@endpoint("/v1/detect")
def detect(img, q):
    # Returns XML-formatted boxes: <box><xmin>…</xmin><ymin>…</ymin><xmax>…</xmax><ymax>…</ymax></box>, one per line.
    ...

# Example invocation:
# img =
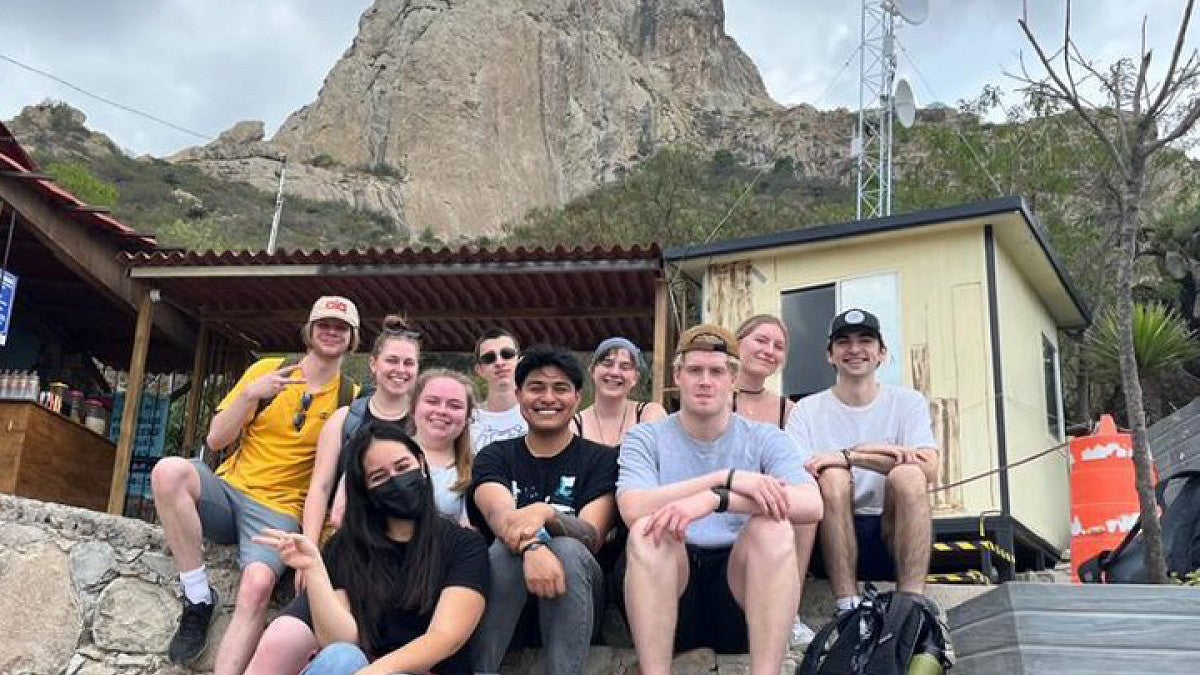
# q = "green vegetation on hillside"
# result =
<box><xmin>505</xmin><ymin>146</ymin><xmax>855</xmax><ymax>249</ymax></box>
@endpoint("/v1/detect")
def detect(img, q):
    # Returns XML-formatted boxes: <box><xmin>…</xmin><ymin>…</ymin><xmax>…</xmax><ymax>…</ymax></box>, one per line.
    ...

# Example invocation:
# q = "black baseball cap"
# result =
<box><xmin>828</xmin><ymin>308</ymin><xmax>882</xmax><ymax>341</ymax></box>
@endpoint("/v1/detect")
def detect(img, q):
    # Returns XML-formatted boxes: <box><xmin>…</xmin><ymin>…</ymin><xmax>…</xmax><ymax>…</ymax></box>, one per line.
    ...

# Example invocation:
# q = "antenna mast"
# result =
<box><xmin>854</xmin><ymin>0</ymin><xmax>925</xmax><ymax>219</ymax></box>
<box><xmin>267</xmin><ymin>156</ymin><xmax>288</xmax><ymax>254</ymax></box>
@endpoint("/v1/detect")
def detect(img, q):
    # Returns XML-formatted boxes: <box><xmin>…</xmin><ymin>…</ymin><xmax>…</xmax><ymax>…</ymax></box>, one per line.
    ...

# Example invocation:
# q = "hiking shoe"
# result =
<box><xmin>791</xmin><ymin>617</ymin><xmax>817</xmax><ymax>646</ymax></box>
<box><xmin>168</xmin><ymin>587</ymin><xmax>218</xmax><ymax>664</ymax></box>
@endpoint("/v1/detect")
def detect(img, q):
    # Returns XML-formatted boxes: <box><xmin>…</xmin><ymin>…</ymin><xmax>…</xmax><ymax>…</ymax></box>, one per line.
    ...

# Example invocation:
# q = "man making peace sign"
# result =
<box><xmin>151</xmin><ymin>296</ymin><xmax>360</xmax><ymax>674</ymax></box>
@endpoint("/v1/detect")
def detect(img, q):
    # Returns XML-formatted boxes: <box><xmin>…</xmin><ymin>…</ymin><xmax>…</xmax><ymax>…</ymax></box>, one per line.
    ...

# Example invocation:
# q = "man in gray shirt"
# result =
<box><xmin>618</xmin><ymin>324</ymin><xmax>823</xmax><ymax>675</ymax></box>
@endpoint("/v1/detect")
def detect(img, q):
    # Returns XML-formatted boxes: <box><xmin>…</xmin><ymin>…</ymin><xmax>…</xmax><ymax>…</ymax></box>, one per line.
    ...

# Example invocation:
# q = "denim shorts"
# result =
<box><xmin>191</xmin><ymin>458</ymin><xmax>298</xmax><ymax>576</ymax></box>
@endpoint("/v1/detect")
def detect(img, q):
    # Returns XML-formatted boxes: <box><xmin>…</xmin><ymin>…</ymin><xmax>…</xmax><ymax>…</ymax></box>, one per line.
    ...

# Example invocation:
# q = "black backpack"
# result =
<box><xmin>797</xmin><ymin>584</ymin><xmax>953</xmax><ymax>675</ymax></box>
<box><xmin>1078</xmin><ymin>469</ymin><xmax>1200</xmax><ymax>583</ymax></box>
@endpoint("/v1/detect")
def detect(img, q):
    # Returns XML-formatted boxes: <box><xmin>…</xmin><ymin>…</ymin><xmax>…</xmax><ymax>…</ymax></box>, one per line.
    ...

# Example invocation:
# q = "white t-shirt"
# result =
<box><xmin>785</xmin><ymin>385</ymin><xmax>936</xmax><ymax>515</ymax></box>
<box><xmin>469</xmin><ymin>404</ymin><xmax>528</xmax><ymax>453</ymax></box>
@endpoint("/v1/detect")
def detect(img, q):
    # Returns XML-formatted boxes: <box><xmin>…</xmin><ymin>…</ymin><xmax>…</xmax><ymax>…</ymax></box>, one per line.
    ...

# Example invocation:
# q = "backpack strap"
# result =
<box><xmin>336</xmin><ymin>373</ymin><xmax>355</xmax><ymax>410</ymax></box>
<box><xmin>330</xmin><ymin>396</ymin><xmax>371</xmax><ymax>510</ymax></box>
<box><xmin>635</xmin><ymin>400</ymin><xmax>648</xmax><ymax>422</ymax></box>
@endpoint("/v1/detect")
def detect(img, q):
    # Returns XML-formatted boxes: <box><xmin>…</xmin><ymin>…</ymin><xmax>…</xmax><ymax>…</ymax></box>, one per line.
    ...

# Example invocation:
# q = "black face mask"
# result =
<box><xmin>368</xmin><ymin>469</ymin><xmax>429</xmax><ymax>520</ymax></box>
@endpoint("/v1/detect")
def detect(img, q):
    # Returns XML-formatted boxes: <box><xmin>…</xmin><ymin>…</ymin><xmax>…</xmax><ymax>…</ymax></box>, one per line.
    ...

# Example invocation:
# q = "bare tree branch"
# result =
<box><xmin>1147</xmin><ymin>0</ymin><xmax>1197</xmax><ymax>116</ymax></box>
<box><xmin>1017</xmin><ymin>17</ymin><xmax>1127</xmax><ymax>172</ymax></box>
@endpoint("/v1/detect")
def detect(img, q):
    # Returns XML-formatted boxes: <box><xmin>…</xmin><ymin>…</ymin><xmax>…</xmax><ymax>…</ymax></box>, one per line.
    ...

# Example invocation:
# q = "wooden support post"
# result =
<box><xmin>652</xmin><ymin>277</ymin><xmax>670</xmax><ymax>405</ymax></box>
<box><xmin>180</xmin><ymin>322</ymin><xmax>210</xmax><ymax>457</ymax></box>
<box><xmin>108</xmin><ymin>291</ymin><xmax>154</xmax><ymax>515</ymax></box>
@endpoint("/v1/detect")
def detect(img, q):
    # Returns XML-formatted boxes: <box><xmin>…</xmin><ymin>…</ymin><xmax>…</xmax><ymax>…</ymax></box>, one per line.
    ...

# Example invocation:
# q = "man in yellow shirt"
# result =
<box><xmin>151</xmin><ymin>296</ymin><xmax>359</xmax><ymax>673</ymax></box>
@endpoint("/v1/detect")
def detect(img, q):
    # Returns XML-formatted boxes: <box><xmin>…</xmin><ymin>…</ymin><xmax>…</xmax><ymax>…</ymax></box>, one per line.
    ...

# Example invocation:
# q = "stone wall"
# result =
<box><xmin>0</xmin><ymin>495</ymin><xmax>242</xmax><ymax>675</ymax></box>
<box><xmin>0</xmin><ymin>495</ymin><xmax>808</xmax><ymax>674</ymax></box>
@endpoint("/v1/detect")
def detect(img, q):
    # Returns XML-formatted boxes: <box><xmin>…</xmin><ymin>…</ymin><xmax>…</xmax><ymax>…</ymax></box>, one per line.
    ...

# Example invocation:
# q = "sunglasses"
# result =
<box><xmin>478</xmin><ymin>347</ymin><xmax>518</xmax><ymax>365</ymax></box>
<box><xmin>382</xmin><ymin>326</ymin><xmax>421</xmax><ymax>340</ymax></box>
<box><xmin>293</xmin><ymin>392</ymin><xmax>314</xmax><ymax>432</ymax></box>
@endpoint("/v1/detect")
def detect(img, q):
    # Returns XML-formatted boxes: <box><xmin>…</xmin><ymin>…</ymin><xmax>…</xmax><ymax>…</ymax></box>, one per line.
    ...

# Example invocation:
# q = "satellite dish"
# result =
<box><xmin>894</xmin><ymin>79</ymin><xmax>917</xmax><ymax>128</ymax></box>
<box><xmin>895</xmin><ymin>0</ymin><xmax>929</xmax><ymax>25</ymax></box>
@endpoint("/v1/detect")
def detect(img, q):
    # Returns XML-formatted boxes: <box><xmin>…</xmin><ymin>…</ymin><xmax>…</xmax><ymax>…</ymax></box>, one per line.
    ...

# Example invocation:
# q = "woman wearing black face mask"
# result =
<box><xmin>253</xmin><ymin>423</ymin><xmax>489</xmax><ymax>675</ymax></box>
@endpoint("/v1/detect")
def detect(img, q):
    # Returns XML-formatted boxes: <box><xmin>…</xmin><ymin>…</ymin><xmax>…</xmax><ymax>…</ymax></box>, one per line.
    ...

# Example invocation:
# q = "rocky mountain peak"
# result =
<box><xmin>171</xmin><ymin>0</ymin><xmax>848</xmax><ymax>238</ymax></box>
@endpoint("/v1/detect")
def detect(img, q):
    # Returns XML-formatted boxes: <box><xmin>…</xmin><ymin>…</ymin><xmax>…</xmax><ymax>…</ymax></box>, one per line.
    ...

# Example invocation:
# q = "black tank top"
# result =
<box><xmin>731</xmin><ymin>391</ymin><xmax>787</xmax><ymax>429</ymax></box>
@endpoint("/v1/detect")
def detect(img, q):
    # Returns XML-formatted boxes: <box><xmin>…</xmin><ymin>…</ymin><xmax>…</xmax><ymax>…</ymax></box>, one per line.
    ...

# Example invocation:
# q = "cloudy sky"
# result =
<box><xmin>1</xmin><ymin>0</ymin><xmax>1196</xmax><ymax>157</ymax></box>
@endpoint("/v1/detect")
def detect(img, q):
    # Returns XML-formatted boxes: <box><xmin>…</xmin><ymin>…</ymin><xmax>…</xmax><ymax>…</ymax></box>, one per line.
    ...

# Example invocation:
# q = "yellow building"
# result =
<box><xmin>666</xmin><ymin>197</ymin><xmax>1089</xmax><ymax>574</ymax></box>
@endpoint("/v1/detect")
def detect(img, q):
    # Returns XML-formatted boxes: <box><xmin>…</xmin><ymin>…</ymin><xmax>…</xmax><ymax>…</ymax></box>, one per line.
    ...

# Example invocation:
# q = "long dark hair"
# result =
<box><xmin>329</xmin><ymin>422</ymin><xmax>449</xmax><ymax>655</ymax></box>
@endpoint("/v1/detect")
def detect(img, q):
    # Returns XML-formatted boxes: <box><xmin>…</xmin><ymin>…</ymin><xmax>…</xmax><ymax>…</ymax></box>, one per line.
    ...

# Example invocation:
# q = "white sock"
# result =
<box><xmin>180</xmin><ymin>567</ymin><xmax>212</xmax><ymax>604</ymax></box>
<box><xmin>836</xmin><ymin>595</ymin><xmax>861</xmax><ymax>612</ymax></box>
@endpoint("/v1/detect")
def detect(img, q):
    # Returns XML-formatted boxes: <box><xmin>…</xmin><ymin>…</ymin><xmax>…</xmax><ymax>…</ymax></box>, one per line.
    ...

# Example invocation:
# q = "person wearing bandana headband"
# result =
<box><xmin>251</xmin><ymin>424</ymin><xmax>489</xmax><ymax>675</ymax></box>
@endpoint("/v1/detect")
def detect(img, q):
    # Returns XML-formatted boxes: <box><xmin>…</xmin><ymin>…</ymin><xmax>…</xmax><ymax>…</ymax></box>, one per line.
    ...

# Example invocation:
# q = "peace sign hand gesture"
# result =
<box><xmin>243</xmin><ymin>364</ymin><xmax>307</xmax><ymax>401</ymax></box>
<box><xmin>252</xmin><ymin>529</ymin><xmax>323</xmax><ymax>573</ymax></box>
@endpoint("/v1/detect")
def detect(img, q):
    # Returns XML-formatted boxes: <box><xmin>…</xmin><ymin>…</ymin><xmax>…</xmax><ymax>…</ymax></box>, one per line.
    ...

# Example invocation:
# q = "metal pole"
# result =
<box><xmin>266</xmin><ymin>156</ymin><xmax>287</xmax><ymax>254</ymax></box>
<box><xmin>1</xmin><ymin>204</ymin><xmax>17</xmax><ymax>274</ymax></box>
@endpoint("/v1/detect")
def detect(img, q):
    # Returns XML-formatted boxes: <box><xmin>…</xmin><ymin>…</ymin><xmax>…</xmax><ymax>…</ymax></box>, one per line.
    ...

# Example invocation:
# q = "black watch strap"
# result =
<box><xmin>711</xmin><ymin>487</ymin><xmax>730</xmax><ymax>513</ymax></box>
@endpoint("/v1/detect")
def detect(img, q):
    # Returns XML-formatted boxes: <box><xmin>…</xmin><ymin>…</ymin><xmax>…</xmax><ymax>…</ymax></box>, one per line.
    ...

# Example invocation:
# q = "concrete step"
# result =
<box><xmin>797</xmin><ymin>579</ymin><xmax>997</xmax><ymax>629</ymax></box>
<box><xmin>498</xmin><ymin>580</ymin><xmax>998</xmax><ymax>674</ymax></box>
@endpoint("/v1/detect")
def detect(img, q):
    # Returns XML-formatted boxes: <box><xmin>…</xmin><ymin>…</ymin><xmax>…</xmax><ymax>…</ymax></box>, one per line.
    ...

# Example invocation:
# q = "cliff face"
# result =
<box><xmin>171</xmin><ymin>0</ymin><xmax>852</xmax><ymax>238</ymax></box>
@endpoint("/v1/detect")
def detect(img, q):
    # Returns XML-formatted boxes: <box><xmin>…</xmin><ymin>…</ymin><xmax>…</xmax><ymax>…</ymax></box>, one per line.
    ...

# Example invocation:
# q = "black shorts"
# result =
<box><xmin>809</xmin><ymin>514</ymin><xmax>897</xmax><ymax>582</ymax></box>
<box><xmin>278</xmin><ymin>592</ymin><xmax>313</xmax><ymax>626</ymax></box>
<box><xmin>674</xmin><ymin>545</ymin><xmax>749</xmax><ymax>654</ymax></box>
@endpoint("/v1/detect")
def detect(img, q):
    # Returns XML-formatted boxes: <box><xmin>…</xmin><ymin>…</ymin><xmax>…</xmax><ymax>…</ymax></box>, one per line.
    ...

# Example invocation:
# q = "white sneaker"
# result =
<box><xmin>791</xmin><ymin>617</ymin><xmax>817</xmax><ymax>646</ymax></box>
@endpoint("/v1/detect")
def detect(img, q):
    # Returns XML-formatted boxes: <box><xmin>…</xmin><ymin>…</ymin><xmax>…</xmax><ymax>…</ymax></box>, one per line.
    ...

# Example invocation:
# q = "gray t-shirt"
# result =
<box><xmin>618</xmin><ymin>413</ymin><xmax>811</xmax><ymax>548</ymax></box>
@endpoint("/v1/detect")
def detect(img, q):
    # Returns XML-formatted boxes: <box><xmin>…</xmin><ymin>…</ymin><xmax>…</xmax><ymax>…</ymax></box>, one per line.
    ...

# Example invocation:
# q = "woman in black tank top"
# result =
<box><xmin>732</xmin><ymin>315</ymin><xmax>794</xmax><ymax>429</ymax></box>
<box><xmin>573</xmin><ymin>337</ymin><xmax>667</xmax><ymax>448</ymax></box>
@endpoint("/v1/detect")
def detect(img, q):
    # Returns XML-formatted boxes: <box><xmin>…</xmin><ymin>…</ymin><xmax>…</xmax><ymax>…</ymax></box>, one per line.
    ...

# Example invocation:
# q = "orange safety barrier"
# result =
<box><xmin>1069</xmin><ymin>414</ymin><xmax>1151</xmax><ymax>581</ymax></box>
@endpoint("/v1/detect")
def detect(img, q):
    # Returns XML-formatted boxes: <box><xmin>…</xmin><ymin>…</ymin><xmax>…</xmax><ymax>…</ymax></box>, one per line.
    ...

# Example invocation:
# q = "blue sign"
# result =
<box><xmin>0</xmin><ymin>270</ymin><xmax>17</xmax><ymax>347</ymax></box>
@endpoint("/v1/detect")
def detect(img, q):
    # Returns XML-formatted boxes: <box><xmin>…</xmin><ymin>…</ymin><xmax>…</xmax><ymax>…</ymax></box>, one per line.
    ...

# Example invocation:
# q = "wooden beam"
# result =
<box><xmin>180</xmin><ymin>322</ymin><xmax>210</xmax><ymax>456</ymax></box>
<box><xmin>108</xmin><ymin>291</ymin><xmax>153</xmax><ymax>515</ymax></box>
<box><xmin>0</xmin><ymin>183</ymin><xmax>195</xmax><ymax>351</ymax></box>
<box><xmin>652</xmin><ymin>277</ymin><xmax>670</xmax><ymax>405</ymax></box>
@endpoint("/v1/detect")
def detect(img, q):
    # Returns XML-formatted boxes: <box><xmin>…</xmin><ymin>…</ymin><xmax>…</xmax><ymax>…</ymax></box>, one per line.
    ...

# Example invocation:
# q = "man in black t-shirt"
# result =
<box><xmin>468</xmin><ymin>346</ymin><xmax>618</xmax><ymax>675</ymax></box>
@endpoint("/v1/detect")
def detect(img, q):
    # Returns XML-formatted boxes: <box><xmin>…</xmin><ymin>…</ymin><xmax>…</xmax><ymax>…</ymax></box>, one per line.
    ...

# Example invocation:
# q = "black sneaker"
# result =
<box><xmin>168</xmin><ymin>587</ymin><xmax>218</xmax><ymax>664</ymax></box>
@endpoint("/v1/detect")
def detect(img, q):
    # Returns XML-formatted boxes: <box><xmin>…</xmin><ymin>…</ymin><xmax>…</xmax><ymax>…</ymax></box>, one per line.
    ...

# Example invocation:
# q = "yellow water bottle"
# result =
<box><xmin>907</xmin><ymin>651</ymin><xmax>943</xmax><ymax>675</ymax></box>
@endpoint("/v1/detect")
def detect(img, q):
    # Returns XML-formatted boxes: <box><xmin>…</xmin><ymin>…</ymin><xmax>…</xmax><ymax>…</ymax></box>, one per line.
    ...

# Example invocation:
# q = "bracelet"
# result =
<box><xmin>841</xmin><ymin>448</ymin><xmax>853</xmax><ymax>468</ymax></box>
<box><xmin>521</xmin><ymin>541</ymin><xmax>545</xmax><ymax>555</ymax></box>
<box><xmin>725</xmin><ymin>468</ymin><xmax>736</xmax><ymax>490</ymax></box>
<box><xmin>711</xmin><ymin>487</ymin><xmax>730</xmax><ymax>513</ymax></box>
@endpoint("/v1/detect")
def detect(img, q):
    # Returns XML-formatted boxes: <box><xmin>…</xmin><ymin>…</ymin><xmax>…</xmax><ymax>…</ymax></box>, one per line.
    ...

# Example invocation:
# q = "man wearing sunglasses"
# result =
<box><xmin>618</xmin><ymin>324</ymin><xmax>822</xmax><ymax>675</ymax></box>
<box><xmin>471</xmin><ymin>328</ymin><xmax>528</xmax><ymax>452</ymax></box>
<box><xmin>152</xmin><ymin>296</ymin><xmax>359</xmax><ymax>674</ymax></box>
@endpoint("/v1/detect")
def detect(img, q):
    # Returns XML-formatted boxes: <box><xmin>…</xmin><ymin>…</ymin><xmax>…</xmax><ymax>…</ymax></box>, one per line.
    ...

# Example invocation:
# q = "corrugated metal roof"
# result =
<box><xmin>123</xmin><ymin>244</ymin><xmax>664</xmax><ymax>353</ymax></box>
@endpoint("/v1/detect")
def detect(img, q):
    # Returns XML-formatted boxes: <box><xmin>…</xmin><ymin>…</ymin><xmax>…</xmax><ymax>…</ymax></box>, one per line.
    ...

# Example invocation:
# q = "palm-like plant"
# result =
<box><xmin>1085</xmin><ymin>302</ymin><xmax>1200</xmax><ymax>421</ymax></box>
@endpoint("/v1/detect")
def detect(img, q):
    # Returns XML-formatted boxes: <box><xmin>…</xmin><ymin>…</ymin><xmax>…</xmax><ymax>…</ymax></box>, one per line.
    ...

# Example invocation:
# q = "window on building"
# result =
<box><xmin>1043</xmin><ymin>335</ymin><xmax>1064</xmax><ymax>439</ymax></box>
<box><xmin>781</xmin><ymin>272</ymin><xmax>902</xmax><ymax>400</ymax></box>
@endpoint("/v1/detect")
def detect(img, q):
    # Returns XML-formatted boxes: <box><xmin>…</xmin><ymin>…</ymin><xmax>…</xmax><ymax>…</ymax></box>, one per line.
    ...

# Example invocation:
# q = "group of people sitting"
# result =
<box><xmin>151</xmin><ymin>295</ymin><xmax>938</xmax><ymax>675</ymax></box>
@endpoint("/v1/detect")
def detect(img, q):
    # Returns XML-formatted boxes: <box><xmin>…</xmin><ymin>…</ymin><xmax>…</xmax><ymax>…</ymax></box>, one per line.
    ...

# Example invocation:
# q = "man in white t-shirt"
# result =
<box><xmin>470</xmin><ymin>328</ymin><xmax>529</xmax><ymax>452</ymax></box>
<box><xmin>619</xmin><ymin>324</ymin><xmax>823</xmax><ymax>675</ymax></box>
<box><xmin>785</xmin><ymin>308</ymin><xmax>938</xmax><ymax>613</ymax></box>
